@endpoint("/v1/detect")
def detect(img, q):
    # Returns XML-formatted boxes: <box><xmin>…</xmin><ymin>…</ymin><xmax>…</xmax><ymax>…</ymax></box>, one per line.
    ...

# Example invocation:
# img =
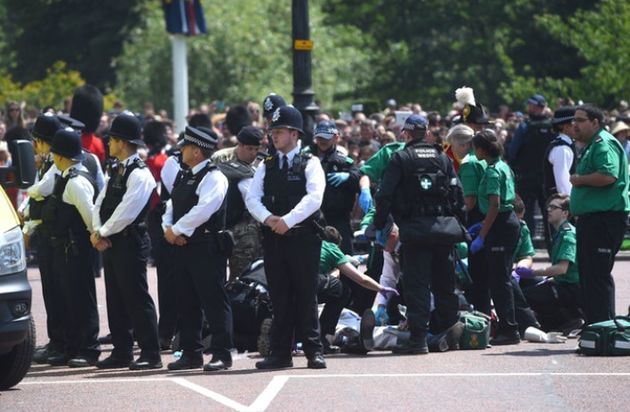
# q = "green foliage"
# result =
<box><xmin>0</xmin><ymin>61</ymin><xmax>84</xmax><ymax>110</ymax></box>
<box><xmin>114</xmin><ymin>0</ymin><xmax>372</xmax><ymax>113</ymax></box>
<box><xmin>537</xmin><ymin>0</ymin><xmax>630</xmax><ymax>107</ymax></box>
<box><xmin>322</xmin><ymin>0</ymin><xmax>599</xmax><ymax>110</ymax></box>
<box><xmin>3</xmin><ymin>0</ymin><xmax>144</xmax><ymax>88</ymax></box>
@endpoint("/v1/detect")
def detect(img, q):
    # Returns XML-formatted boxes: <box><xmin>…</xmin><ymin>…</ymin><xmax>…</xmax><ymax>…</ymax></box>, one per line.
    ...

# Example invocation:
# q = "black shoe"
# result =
<box><xmin>306</xmin><ymin>353</ymin><xmax>327</xmax><ymax>369</ymax></box>
<box><xmin>96</xmin><ymin>355</ymin><xmax>132</xmax><ymax>369</ymax></box>
<box><xmin>203</xmin><ymin>354</ymin><xmax>232</xmax><ymax>372</ymax></box>
<box><xmin>428</xmin><ymin>322</ymin><xmax>465</xmax><ymax>352</ymax></box>
<box><xmin>490</xmin><ymin>331</ymin><xmax>521</xmax><ymax>346</ymax></box>
<box><xmin>360</xmin><ymin>309</ymin><xmax>376</xmax><ymax>352</ymax></box>
<box><xmin>159</xmin><ymin>337</ymin><xmax>172</xmax><ymax>352</ymax></box>
<box><xmin>392</xmin><ymin>335</ymin><xmax>429</xmax><ymax>355</ymax></box>
<box><xmin>98</xmin><ymin>333</ymin><xmax>112</xmax><ymax>345</ymax></box>
<box><xmin>255</xmin><ymin>356</ymin><xmax>293</xmax><ymax>370</ymax></box>
<box><xmin>68</xmin><ymin>356</ymin><xmax>98</xmax><ymax>368</ymax></box>
<box><xmin>34</xmin><ymin>345</ymin><xmax>64</xmax><ymax>364</ymax></box>
<box><xmin>167</xmin><ymin>354</ymin><xmax>203</xmax><ymax>371</ymax></box>
<box><xmin>47</xmin><ymin>353</ymin><xmax>72</xmax><ymax>366</ymax></box>
<box><xmin>559</xmin><ymin>318</ymin><xmax>585</xmax><ymax>337</ymax></box>
<box><xmin>130</xmin><ymin>356</ymin><xmax>163</xmax><ymax>370</ymax></box>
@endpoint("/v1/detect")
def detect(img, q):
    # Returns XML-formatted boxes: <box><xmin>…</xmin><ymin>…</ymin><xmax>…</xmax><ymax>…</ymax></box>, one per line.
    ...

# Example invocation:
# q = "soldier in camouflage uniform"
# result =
<box><xmin>213</xmin><ymin>126</ymin><xmax>264</xmax><ymax>279</ymax></box>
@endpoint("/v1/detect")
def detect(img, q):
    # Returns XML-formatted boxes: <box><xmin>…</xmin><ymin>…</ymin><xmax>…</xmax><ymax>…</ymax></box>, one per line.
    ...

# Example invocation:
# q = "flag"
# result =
<box><xmin>163</xmin><ymin>0</ymin><xmax>207</xmax><ymax>36</ymax></box>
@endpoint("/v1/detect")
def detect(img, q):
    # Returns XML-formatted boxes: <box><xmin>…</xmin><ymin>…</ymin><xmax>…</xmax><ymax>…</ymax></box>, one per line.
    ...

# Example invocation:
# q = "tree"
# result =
<box><xmin>322</xmin><ymin>0</ymin><xmax>598</xmax><ymax>111</ymax></box>
<box><xmin>114</xmin><ymin>0</ymin><xmax>372</xmax><ymax>113</ymax></box>
<box><xmin>2</xmin><ymin>0</ymin><xmax>144</xmax><ymax>89</ymax></box>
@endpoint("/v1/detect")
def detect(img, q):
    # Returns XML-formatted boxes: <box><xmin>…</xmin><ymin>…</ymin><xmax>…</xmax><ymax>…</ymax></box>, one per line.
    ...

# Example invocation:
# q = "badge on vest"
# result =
<box><xmin>414</xmin><ymin>148</ymin><xmax>438</xmax><ymax>158</ymax></box>
<box><xmin>287</xmin><ymin>173</ymin><xmax>302</xmax><ymax>182</ymax></box>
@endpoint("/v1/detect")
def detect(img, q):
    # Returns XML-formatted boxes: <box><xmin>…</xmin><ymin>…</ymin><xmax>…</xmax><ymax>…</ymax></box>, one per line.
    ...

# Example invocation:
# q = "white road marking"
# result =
<box><xmin>19</xmin><ymin>372</ymin><xmax>630</xmax><ymax>411</ymax></box>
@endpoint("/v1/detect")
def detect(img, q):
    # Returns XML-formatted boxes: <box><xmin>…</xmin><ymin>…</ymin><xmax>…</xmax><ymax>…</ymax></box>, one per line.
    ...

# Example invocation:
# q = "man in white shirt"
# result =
<box><xmin>246</xmin><ymin>106</ymin><xmax>327</xmax><ymax>370</ymax></box>
<box><xmin>544</xmin><ymin>106</ymin><xmax>577</xmax><ymax>198</ymax></box>
<box><xmin>162</xmin><ymin>126</ymin><xmax>234</xmax><ymax>372</ymax></box>
<box><xmin>91</xmin><ymin>114</ymin><xmax>162</xmax><ymax>370</ymax></box>
<box><xmin>41</xmin><ymin>128</ymin><xmax>100</xmax><ymax>367</ymax></box>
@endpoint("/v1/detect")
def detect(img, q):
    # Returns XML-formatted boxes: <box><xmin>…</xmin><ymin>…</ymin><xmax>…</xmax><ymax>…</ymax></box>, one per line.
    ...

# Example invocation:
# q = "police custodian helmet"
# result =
<box><xmin>269</xmin><ymin>106</ymin><xmax>304</xmax><ymax>135</ymax></box>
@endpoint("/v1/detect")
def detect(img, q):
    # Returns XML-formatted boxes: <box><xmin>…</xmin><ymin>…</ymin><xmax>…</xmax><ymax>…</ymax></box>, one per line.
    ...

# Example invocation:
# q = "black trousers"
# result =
<box><xmin>173</xmin><ymin>240</ymin><xmax>233</xmax><ymax>358</ymax></box>
<box><xmin>317</xmin><ymin>274</ymin><xmax>351</xmax><ymax>337</ymax></box>
<box><xmin>576</xmin><ymin>211</ymin><xmax>628</xmax><ymax>324</ymax></box>
<box><xmin>103</xmin><ymin>229</ymin><xmax>160</xmax><ymax>358</ymax></box>
<box><xmin>262</xmin><ymin>230</ymin><xmax>322</xmax><ymax>358</ymax></box>
<box><xmin>520</xmin><ymin>184</ymin><xmax>550</xmax><ymax>249</ymax></box>
<box><xmin>479</xmin><ymin>211</ymin><xmax>520</xmax><ymax>335</ymax></box>
<box><xmin>511</xmin><ymin>278</ymin><xmax>540</xmax><ymax>335</ymax></box>
<box><xmin>400</xmin><ymin>242</ymin><xmax>459</xmax><ymax>335</ymax></box>
<box><xmin>35</xmin><ymin>227</ymin><xmax>65</xmax><ymax>351</ymax></box>
<box><xmin>465</xmin><ymin>207</ymin><xmax>491</xmax><ymax>314</ymax></box>
<box><xmin>325</xmin><ymin>213</ymin><xmax>354</xmax><ymax>254</ymax></box>
<box><xmin>523</xmin><ymin>280</ymin><xmax>582</xmax><ymax>330</ymax></box>
<box><xmin>155</xmin><ymin>239</ymin><xmax>178</xmax><ymax>342</ymax></box>
<box><xmin>52</xmin><ymin>233</ymin><xmax>100</xmax><ymax>359</ymax></box>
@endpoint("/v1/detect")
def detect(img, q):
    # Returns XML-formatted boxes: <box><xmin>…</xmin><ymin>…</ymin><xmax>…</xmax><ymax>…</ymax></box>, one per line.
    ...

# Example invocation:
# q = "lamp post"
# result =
<box><xmin>292</xmin><ymin>0</ymin><xmax>319</xmax><ymax>145</ymax></box>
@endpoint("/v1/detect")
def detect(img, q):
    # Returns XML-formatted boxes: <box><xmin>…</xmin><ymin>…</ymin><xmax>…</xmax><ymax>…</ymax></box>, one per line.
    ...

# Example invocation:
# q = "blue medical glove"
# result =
<box><xmin>467</xmin><ymin>222</ymin><xmax>482</xmax><ymax>238</ymax></box>
<box><xmin>358</xmin><ymin>187</ymin><xmax>373</xmax><ymax>213</ymax></box>
<box><xmin>374</xmin><ymin>305</ymin><xmax>389</xmax><ymax>326</ymax></box>
<box><xmin>379</xmin><ymin>286</ymin><xmax>400</xmax><ymax>300</ymax></box>
<box><xmin>515</xmin><ymin>266</ymin><xmax>535</xmax><ymax>279</ymax></box>
<box><xmin>375</xmin><ymin>229</ymin><xmax>387</xmax><ymax>247</ymax></box>
<box><xmin>327</xmin><ymin>172</ymin><xmax>350</xmax><ymax>187</ymax></box>
<box><xmin>511</xmin><ymin>270</ymin><xmax>521</xmax><ymax>283</ymax></box>
<box><xmin>470</xmin><ymin>236</ymin><xmax>485</xmax><ymax>254</ymax></box>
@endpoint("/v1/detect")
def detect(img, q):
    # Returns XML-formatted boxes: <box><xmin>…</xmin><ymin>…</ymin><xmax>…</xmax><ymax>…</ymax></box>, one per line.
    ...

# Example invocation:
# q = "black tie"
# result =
<box><xmin>281</xmin><ymin>155</ymin><xmax>289</xmax><ymax>173</ymax></box>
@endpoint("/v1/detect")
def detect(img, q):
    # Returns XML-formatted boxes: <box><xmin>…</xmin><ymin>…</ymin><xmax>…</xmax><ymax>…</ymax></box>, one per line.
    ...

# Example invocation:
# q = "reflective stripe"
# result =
<box><xmin>614</xmin><ymin>340</ymin><xmax>630</xmax><ymax>350</ymax></box>
<box><xmin>579</xmin><ymin>340</ymin><xmax>596</xmax><ymax>349</ymax></box>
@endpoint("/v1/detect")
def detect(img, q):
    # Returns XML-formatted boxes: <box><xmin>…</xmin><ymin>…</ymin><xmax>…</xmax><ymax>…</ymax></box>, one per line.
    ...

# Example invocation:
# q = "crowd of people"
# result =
<box><xmin>1</xmin><ymin>83</ymin><xmax>629</xmax><ymax>371</ymax></box>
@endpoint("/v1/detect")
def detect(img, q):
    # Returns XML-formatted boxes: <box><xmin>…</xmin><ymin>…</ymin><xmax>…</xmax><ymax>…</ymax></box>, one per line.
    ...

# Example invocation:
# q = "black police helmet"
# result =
<box><xmin>262</xmin><ymin>94</ymin><xmax>287</xmax><ymax>119</ymax></box>
<box><xmin>51</xmin><ymin>128</ymin><xmax>85</xmax><ymax>162</ymax></box>
<box><xmin>31</xmin><ymin>114</ymin><xmax>62</xmax><ymax>144</ymax></box>
<box><xmin>108</xmin><ymin>113</ymin><xmax>145</xmax><ymax>147</ymax></box>
<box><xmin>269</xmin><ymin>106</ymin><xmax>303</xmax><ymax>135</ymax></box>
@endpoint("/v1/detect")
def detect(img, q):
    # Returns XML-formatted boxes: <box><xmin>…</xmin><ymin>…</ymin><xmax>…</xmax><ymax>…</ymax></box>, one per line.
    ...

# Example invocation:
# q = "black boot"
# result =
<box><xmin>392</xmin><ymin>332</ymin><xmax>428</xmax><ymax>355</ymax></box>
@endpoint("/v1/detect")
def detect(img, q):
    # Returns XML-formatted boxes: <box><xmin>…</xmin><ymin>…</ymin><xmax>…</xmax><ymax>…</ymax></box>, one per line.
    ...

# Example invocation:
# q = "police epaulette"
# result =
<box><xmin>133</xmin><ymin>157</ymin><xmax>147</xmax><ymax>168</ymax></box>
<box><xmin>206</xmin><ymin>161</ymin><xmax>218</xmax><ymax>171</ymax></box>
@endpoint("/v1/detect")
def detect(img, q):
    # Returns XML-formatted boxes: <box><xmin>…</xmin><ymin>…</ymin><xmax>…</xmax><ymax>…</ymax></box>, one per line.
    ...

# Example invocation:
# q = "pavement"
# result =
<box><xmin>3</xmin><ymin>258</ymin><xmax>630</xmax><ymax>411</ymax></box>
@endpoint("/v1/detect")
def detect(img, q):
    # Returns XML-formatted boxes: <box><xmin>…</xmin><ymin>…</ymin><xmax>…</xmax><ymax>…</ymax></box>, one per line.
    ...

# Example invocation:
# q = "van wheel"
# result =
<box><xmin>0</xmin><ymin>317</ymin><xmax>35</xmax><ymax>390</ymax></box>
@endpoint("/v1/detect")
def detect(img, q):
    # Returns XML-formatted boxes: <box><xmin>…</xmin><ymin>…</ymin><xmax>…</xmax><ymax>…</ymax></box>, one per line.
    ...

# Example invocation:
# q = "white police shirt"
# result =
<box><xmin>61</xmin><ymin>164</ymin><xmax>95</xmax><ymax>232</ymax></box>
<box><xmin>160</xmin><ymin>154</ymin><xmax>181</xmax><ymax>196</ymax></box>
<box><xmin>161</xmin><ymin>159</ymin><xmax>229</xmax><ymax>237</ymax></box>
<box><xmin>92</xmin><ymin>153</ymin><xmax>156</xmax><ymax>237</ymax></box>
<box><xmin>245</xmin><ymin>145</ymin><xmax>325</xmax><ymax>229</ymax></box>
<box><xmin>547</xmin><ymin>133</ymin><xmax>574</xmax><ymax>195</ymax></box>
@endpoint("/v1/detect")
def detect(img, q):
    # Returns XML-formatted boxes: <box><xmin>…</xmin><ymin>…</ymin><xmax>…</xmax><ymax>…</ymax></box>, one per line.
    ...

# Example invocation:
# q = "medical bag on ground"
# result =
<box><xmin>578</xmin><ymin>316</ymin><xmax>630</xmax><ymax>356</ymax></box>
<box><xmin>458</xmin><ymin>310</ymin><xmax>490</xmax><ymax>350</ymax></box>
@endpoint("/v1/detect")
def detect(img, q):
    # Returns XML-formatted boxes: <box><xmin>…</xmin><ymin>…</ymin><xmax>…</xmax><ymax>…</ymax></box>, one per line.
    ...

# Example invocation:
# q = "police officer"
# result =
<box><xmin>305</xmin><ymin>120</ymin><xmax>360</xmax><ymax>254</ymax></box>
<box><xmin>374</xmin><ymin>114</ymin><xmax>465</xmax><ymax>354</ymax></box>
<box><xmin>570</xmin><ymin>104</ymin><xmax>630</xmax><ymax>324</ymax></box>
<box><xmin>163</xmin><ymin>126</ymin><xmax>234</xmax><ymax>372</ymax></box>
<box><xmin>246</xmin><ymin>106</ymin><xmax>327</xmax><ymax>369</ymax></box>
<box><xmin>213</xmin><ymin>125</ymin><xmax>264</xmax><ymax>279</ymax></box>
<box><xmin>91</xmin><ymin>114</ymin><xmax>162</xmax><ymax>370</ymax></box>
<box><xmin>24</xmin><ymin>114</ymin><xmax>65</xmax><ymax>363</ymax></box>
<box><xmin>507</xmin><ymin>94</ymin><xmax>554</xmax><ymax>243</ymax></box>
<box><xmin>468</xmin><ymin>129</ymin><xmax>521</xmax><ymax>345</ymax></box>
<box><xmin>41</xmin><ymin>128</ymin><xmax>100</xmax><ymax>366</ymax></box>
<box><xmin>543</xmin><ymin>106</ymin><xmax>576</xmax><ymax>197</ymax></box>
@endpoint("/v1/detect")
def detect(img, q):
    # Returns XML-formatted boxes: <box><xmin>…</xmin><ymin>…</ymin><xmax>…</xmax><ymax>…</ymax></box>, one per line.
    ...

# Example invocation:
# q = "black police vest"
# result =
<box><xmin>216</xmin><ymin>161</ymin><xmax>254</xmax><ymax>229</ymax></box>
<box><xmin>393</xmin><ymin>142</ymin><xmax>453</xmax><ymax>220</ymax></box>
<box><xmin>262</xmin><ymin>152</ymin><xmax>319</xmax><ymax>222</ymax></box>
<box><xmin>41</xmin><ymin>168</ymin><xmax>97</xmax><ymax>238</ymax></box>
<box><xmin>310</xmin><ymin>145</ymin><xmax>357</xmax><ymax>217</ymax></box>
<box><xmin>512</xmin><ymin>116</ymin><xmax>554</xmax><ymax>188</ymax></box>
<box><xmin>82</xmin><ymin>150</ymin><xmax>100</xmax><ymax>183</ymax></box>
<box><xmin>171</xmin><ymin>162</ymin><xmax>226</xmax><ymax>241</ymax></box>
<box><xmin>543</xmin><ymin>136</ymin><xmax>577</xmax><ymax>197</ymax></box>
<box><xmin>29</xmin><ymin>157</ymin><xmax>55</xmax><ymax>220</ymax></box>
<box><xmin>99</xmin><ymin>158</ymin><xmax>151</xmax><ymax>227</ymax></box>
